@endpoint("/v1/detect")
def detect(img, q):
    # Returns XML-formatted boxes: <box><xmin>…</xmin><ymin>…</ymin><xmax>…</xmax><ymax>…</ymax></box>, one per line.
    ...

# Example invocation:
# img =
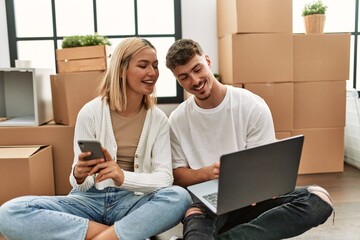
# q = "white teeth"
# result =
<box><xmin>143</xmin><ymin>80</ymin><xmax>154</xmax><ymax>84</ymax></box>
<box><xmin>194</xmin><ymin>82</ymin><xmax>204</xmax><ymax>90</ymax></box>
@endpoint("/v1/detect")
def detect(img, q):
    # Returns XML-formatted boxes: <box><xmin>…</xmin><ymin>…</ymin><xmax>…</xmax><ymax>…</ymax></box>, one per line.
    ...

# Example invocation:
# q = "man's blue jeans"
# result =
<box><xmin>183</xmin><ymin>186</ymin><xmax>333</xmax><ymax>240</ymax></box>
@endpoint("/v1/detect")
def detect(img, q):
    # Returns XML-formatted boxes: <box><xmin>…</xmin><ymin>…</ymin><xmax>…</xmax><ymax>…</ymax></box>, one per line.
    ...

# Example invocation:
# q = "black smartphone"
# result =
<box><xmin>77</xmin><ymin>140</ymin><xmax>105</xmax><ymax>160</ymax></box>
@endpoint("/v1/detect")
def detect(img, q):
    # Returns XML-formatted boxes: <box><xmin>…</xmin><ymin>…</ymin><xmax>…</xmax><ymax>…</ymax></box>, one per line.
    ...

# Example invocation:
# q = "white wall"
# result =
<box><xmin>181</xmin><ymin>0</ymin><xmax>218</xmax><ymax>73</ymax></box>
<box><xmin>160</xmin><ymin>0</ymin><xmax>218</xmax><ymax>115</ymax></box>
<box><xmin>0</xmin><ymin>0</ymin><xmax>10</xmax><ymax>67</ymax></box>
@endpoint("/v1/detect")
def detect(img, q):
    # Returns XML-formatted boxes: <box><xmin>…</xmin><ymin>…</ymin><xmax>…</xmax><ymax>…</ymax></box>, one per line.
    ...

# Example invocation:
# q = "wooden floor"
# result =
<box><xmin>297</xmin><ymin>163</ymin><xmax>360</xmax><ymax>205</ymax></box>
<box><xmin>158</xmin><ymin>163</ymin><xmax>360</xmax><ymax>240</ymax></box>
<box><xmin>289</xmin><ymin>163</ymin><xmax>360</xmax><ymax>239</ymax></box>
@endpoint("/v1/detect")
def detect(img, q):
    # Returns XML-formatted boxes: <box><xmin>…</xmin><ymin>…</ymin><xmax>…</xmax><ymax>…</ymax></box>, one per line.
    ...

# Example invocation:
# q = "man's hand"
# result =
<box><xmin>173</xmin><ymin>161</ymin><xmax>220</xmax><ymax>187</ymax></box>
<box><xmin>204</xmin><ymin>161</ymin><xmax>220</xmax><ymax>180</ymax></box>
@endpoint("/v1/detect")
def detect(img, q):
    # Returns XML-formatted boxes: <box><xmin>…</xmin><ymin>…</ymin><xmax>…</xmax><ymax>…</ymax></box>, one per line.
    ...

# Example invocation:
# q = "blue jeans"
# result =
<box><xmin>183</xmin><ymin>186</ymin><xmax>333</xmax><ymax>240</ymax></box>
<box><xmin>0</xmin><ymin>185</ymin><xmax>191</xmax><ymax>240</ymax></box>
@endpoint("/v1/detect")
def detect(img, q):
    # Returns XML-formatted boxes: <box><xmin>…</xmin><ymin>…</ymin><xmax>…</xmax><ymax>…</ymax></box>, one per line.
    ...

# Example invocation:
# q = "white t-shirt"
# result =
<box><xmin>169</xmin><ymin>85</ymin><xmax>276</xmax><ymax>170</ymax></box>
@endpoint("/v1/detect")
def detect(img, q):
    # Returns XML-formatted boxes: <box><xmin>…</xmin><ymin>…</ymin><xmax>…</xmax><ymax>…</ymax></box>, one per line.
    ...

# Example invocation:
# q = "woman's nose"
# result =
<box><xmin>147</xmin><ymin>66</ymin><xmax>157</xmax><ymax>76</ymax></box>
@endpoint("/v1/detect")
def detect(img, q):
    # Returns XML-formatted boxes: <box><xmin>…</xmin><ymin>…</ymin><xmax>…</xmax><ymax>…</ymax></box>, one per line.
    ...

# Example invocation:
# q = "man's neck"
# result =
<box><xmin>195</xmin><ymin>81</ymin><xmax>227</xmax><ymax>109</ymax></box>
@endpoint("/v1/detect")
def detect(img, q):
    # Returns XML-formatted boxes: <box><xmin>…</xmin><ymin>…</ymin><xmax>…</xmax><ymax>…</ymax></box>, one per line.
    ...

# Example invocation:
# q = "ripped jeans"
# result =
<box><xmin>183</xmin><ymin>186</ymin><xmax>333</xmax><ymax>240</ymax></box>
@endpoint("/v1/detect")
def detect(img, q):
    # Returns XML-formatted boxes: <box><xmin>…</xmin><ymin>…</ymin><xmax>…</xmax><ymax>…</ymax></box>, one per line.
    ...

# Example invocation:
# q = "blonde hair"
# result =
<box><xmin>97</xmin><ymin>37</ymin><xmax>157</xmax><ymax>111</ymax></box>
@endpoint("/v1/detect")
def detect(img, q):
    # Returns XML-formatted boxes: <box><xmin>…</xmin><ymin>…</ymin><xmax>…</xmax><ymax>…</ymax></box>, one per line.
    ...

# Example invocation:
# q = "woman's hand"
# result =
<box><xmin>74</xmin><ymin>150</ymin><xmax>105</xmax><ymax>184</ymax></box>
<box><xmin>88</xmin><ymin>148</ymin><xmax>125</xmax><ymax>186</ymax></box>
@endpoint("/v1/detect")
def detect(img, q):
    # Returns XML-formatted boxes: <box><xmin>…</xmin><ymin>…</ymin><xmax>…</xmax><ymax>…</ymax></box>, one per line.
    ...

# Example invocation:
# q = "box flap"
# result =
<box><xmin>0</xmin><ymin>145</ymin><xmax>45</xmax><ymax>158</ymax></box>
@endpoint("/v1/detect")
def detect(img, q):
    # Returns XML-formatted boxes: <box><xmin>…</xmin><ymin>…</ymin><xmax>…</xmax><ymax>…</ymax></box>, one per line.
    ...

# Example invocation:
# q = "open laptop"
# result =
<box><xmin>187</xmin><ymin>135</ymin><xmax>304</xmax><ymax>215</ymax></box>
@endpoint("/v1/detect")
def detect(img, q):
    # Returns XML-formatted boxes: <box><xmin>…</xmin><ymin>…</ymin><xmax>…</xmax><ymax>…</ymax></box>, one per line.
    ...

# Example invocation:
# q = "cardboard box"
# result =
<box><xmin>56</xmin><ymin>45</ymin><xmax>111</xmax><ymax>73</ymax></box>
<box><xmin>276</xmin><ymin>131</ymin><xmax>291</xmax><ymax>139</ymax></box>
<box><xmin>216</xmin><ymin>0</ymin><xmax>292</xmax><ymax>38</ymax></box>
<box><xmin>0</xmin><ymin>123</ymin><xmax>75</xmax><ymax>195</ymax></box>
<box><xmin>293</xmin><ymin>81</ymin><xmax>346</xmax><ymax>129</ymax></box>
<box><xmin>292</xmin><ymin>128</ymin><xmax>344</xmax><ymax>174</ymax></box>
<box><xmin>218</xmin><ymin>34</ymin><xmax>293</xmax><ymax>84</ymax></box>
<box><xmin>232</xmin><ymin>83</ymin><xmax>243</xmax><ymax>89</ymax></box>
<box><xmin>0</xmin><ymin>145</ymin><xmax>55</xmax><ymax>205</ymax></box>
<box><xmin>51</xmin><ymin>71</ymin><xmax>104</xmax><ymax>125</ymax></box>
<box><xmin>244</xmin><ymin>83</ymin><xmax>293</xmax><ymax>131</ymax></box>
<box><xmin>0</xmin><ymin>68</ymin><xmax>54</xmax><ymax>126</ymax></box>
<box><xmin>293</xmin><ymin>34</ymin><xmax>351</xmax><ymax>82</ymax></box>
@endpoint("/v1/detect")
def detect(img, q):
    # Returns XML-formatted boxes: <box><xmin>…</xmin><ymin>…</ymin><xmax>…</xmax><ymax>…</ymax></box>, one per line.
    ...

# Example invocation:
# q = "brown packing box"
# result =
<box><xmin>0</xmin><ymin>145</ymin><xmax>55</xmax><ymax>205</ymax></box>
<box><xmin>218</xmin><ymin>33</ymin><xmax>293</xmax><ymax>85</ymax></box>
<box><xmin>56</xmin><ymin>45</ymin><xmax>111</xmax><ymax>73</ymax></box>
<box><xmin>293</xmin><ymin>34</ymin><xmax>351</xmax><ymax>82</ymax></box>
<box><xmin>293</xmin><ymin>81</ymin><xmax>346</xmax><ymax>129</ymax></box>
<box><xmin>292</xmin><ymin>128</ymin><xmax>344</xmax><ymax>174</ymax></box>
<box><xmin>216</xmin><ymin>0</ymin><xmax>292</xmax><ymax>38</ymax></box>
<box><xmin>244</xmin><ymin>83</ymin><xmax>293</xmax><ymax>131</ymax></box>
<box><xmin>275</xmin><ymin>132</ymin><xmax>291</xmax><ymax>139</ymax></box>
<box><xmin>232</xmin><ymin>83</ymin><xmax>243</xmax><ymax>88</ymax></box>
<box><xmin>0</xmin><ymin>123</ymin><xmax>75</xmax><ymax>195</ymax></box>
<box><xmin>51</xmin><ymin>71</ymin><xmax>104</xmax><ymax>125</ymax></box>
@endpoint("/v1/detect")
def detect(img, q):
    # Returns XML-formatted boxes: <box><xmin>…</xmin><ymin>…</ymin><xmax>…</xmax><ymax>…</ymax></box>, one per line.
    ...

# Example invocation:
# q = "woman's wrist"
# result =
<box><xmin>73</xmin><ymin>166</ymin><xmax>86</xmax><ymax>183</ymax></box>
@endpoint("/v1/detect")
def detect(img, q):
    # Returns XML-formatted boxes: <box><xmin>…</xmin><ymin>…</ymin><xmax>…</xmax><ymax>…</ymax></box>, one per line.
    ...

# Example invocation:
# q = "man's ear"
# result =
<box><xmin>205</xmin><ymin>55</ymin><xmax>212</xmax><ymax>68</ymax></box>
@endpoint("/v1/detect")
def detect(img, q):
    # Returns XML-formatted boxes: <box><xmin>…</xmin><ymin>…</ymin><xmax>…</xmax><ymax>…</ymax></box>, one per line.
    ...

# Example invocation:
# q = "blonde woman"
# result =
<box><xmin>0</xmin><ymin>37</ymin><xmax>191</xmax><ymax>240</ymax></box>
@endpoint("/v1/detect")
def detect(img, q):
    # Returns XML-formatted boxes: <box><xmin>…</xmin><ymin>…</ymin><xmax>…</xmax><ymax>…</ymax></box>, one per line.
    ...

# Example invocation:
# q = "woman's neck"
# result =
<box><xmin>119</xmin><ymin>95</ymin><xmax>144</xmax><ymax>117</ymax></box>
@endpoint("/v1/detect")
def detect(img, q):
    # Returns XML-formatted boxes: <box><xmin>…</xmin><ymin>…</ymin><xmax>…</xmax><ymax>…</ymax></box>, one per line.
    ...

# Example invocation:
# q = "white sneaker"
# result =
<box><xmin>169</xmin><ymin>235</ymin><xmax>182</xmax><ymax>240</ymax></box>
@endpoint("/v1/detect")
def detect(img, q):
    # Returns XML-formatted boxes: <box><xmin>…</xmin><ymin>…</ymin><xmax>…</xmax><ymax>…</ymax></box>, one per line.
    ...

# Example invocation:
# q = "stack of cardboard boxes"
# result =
<box><xmin>0</xmin><ymin>47</ymin><xmax>107</xmax><ymax>204</ymax></box>
<box><xmin>217</xmin><ymin>0</ymin><xmax>350</xmax><ymax>174</ymax></box>
<box><xmin>52</xmin><ymin>45</ymin><xmax>109</xmax><ymax>125</ymax></box>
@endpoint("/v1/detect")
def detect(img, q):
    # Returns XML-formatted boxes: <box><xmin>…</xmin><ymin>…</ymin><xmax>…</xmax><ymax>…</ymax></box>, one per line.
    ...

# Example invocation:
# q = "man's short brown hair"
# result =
<box><xmin>166</xmin><ymin>39</ymin><xmax>204</xmax><ymax>71</ymax></box>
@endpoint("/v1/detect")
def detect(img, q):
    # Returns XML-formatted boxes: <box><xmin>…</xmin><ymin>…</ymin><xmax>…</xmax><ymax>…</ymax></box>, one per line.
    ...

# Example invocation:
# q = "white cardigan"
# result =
<box><xmin>69</xmin><ymin>97</ymin><xmax>173</xmax><ymax>193</ymax></box>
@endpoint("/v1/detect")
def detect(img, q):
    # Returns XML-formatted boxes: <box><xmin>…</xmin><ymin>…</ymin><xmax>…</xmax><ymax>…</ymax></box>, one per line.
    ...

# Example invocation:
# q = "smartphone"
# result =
<box><xmin>77</xmin><ymin>140</ymin><xmax>105</xmax><ymax>160</ymax></box>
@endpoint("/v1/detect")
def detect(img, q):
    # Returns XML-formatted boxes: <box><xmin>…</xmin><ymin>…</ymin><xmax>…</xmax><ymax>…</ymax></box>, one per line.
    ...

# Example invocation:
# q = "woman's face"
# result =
<box><xmin>126</xmin><ymin>47</ymin><xmax>159</xmax><ymax>98</ymax></box>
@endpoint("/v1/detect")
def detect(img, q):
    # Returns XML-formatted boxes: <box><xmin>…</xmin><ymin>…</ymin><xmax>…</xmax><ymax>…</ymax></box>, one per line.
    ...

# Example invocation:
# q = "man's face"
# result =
<box><xmin>172</xmin><ymin>54</ymin><xmax>214</xmax><ymax>101</ymax></box>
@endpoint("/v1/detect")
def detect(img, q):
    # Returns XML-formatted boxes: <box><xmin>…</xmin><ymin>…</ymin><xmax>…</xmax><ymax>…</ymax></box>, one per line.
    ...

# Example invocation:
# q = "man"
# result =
<box><xmin>165</xmin><ymin>38</ymin><xmax>333</xmax><ymax>240</ymax></box>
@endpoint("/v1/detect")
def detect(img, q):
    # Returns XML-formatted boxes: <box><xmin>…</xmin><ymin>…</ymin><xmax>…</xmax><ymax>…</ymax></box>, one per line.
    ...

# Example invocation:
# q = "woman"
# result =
<box><xmin>0</xmin><ymin>37</ymin><xmax>191</xmax><ymax>240</ymax></box>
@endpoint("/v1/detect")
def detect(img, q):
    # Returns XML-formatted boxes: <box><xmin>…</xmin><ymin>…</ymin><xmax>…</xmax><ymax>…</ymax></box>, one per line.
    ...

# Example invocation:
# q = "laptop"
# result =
<box><xmin>187</xmin><ymin>135</ymin><xmax>304</xmax><ymax>215</ymax></box>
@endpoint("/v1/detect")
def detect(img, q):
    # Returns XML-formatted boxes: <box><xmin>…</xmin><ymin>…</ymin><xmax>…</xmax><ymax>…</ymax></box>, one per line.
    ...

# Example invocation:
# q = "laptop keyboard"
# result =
<box><xmin>203</xmin><ymin>192</ymin><xmax>218</xmax><ymax>207</ymax></box>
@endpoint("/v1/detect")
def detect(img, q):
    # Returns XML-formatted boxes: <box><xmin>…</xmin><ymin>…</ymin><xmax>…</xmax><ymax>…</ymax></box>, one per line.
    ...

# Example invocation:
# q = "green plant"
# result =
<box><xmin>302</xmin><ymin>0</ymin><xmax>327</xmax><ymax>17</ymax></box>
<box><xmin>61</xmin><ymin>33</ymin><xmax>111</xmax><ymax>48</ymax></box>
<box><xmin>214</xmin><ymin>73</ymin><xmax>221</xmax><ymax>83</ymax></box>
<box><xmin>302</xmin><ymin>0</ymin><xmax>328</xmax><ymax>16</ymax></box>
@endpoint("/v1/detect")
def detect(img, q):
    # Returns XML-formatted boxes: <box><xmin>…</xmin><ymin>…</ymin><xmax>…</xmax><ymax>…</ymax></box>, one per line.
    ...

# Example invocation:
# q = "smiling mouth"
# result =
<box><xmin>142</xmin><ymin>80</ymin><xmax>156</xmax><ymax>86</ymax></box>
<box><xmin>192</xmin><ymin>81</ymin><xmax>205</xmax><ymax>91</ymax></box>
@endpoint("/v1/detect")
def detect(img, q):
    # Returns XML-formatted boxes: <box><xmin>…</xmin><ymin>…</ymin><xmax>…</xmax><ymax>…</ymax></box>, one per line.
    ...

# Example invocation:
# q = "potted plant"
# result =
<box><xmin>214</xmin><ymin>73</ymin><xmax>221</xmax><ymax>83</ymax></box>
<box><xmin>56</xmin><ymin>33</ymin><xmax>112</xmax><ymax>73</ymax></box>
<box><xmin>302</xmin><ymin>0</ymin><xmax>328</xmax><ymax>34</ymax></box>
<box><xmin>61</xmin><ymin>33</ymin><xmax>111</xmax><ymax>48</ymax></box>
